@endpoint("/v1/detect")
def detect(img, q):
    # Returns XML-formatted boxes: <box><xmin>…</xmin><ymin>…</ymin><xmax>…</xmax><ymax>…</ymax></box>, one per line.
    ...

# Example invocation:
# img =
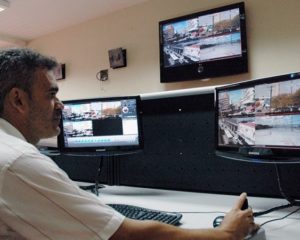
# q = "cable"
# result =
<box><xmin>176</xmin><ymin>206</ymin><xmax>295</xmax><ymax>217</ymax></box>
<box><xmin>253</xmin><ymin>203</ymin><xmax>293</xmax><ymax>217</ymax></box>
<box><xmin>161</xmin><ymin>165</ymin><xmax>299</xmax><ymax>218</ymax></box>
<box><xmin>259</xmin><ymin>207</ymin><xmax>300</xmax><ymax>227</ymax></box>
<box><xmin>250</xmin><ymin>163</ymin><xmax>300</xmax><ymax>218</ymax></box>
<box><xmin>250</xmin><ymin>163</ymin><xmax>299</xmax><ymax>217</ymax></box>
<box><xmin>274</xmin><ymin>163</ymin><xmax>300</xmax><ymax>206</ymax></box>
<box><xmin>177</xmin><ymin>206</ymin><xmax>300</xmax><ymax>228</ymax></box>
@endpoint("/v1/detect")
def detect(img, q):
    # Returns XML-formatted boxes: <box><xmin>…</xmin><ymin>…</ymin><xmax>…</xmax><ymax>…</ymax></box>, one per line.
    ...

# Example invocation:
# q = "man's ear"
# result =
<box><xmin>6</xmin><ymin>87</ymin><xmax>29</xmax><ymax>113</ymax></box>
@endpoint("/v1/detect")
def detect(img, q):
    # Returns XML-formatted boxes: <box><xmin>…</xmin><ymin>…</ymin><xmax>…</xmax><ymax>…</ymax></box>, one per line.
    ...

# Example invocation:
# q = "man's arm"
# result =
<box><xmin>110</xmin><ymin>193</ymin><xmax>259</xmax><ymax>240</ymax></box>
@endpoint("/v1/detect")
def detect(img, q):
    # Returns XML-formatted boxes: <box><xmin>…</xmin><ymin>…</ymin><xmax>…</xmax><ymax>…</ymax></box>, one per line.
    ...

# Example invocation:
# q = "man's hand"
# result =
<box><xmin>219</xmin><ymin>193</ymin><xmax>260</xmax><ymax>240</ymax></box>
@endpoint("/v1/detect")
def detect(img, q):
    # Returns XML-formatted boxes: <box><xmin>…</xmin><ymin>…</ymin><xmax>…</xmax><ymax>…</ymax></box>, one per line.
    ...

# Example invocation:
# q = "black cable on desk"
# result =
<box><xmin>252</xmin><ymin>162</ymin><xmax>300</xmax><ymax>217</ymax></box>
<box><xmin>259</xmin><ymin>207</ymin><xmax>300</xmax><ymax>227</ymax></box>
<box><xmin>275</xmin><ymin>163</ymin><xmax>300</xmax><ymax>206</ymax></box>
<box><xmin>253</xmin><ymin>203</ymin><xmax>293</xmax><ymax>217</ymax></box>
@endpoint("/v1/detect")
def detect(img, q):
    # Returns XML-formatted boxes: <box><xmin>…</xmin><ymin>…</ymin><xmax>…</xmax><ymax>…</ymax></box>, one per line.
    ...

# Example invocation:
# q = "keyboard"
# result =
<box><xmin>107</xmin><ymin>203</ymin><xmax>182</xmax><ymax>226</ymax></box>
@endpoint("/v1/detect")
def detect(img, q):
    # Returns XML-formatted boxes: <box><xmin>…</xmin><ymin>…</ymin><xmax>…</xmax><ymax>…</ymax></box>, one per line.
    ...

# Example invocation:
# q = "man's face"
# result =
<box><xmin>26</xmin><ymin>69</ymin><xmax>63</xmax><ymax>143</ymax></box>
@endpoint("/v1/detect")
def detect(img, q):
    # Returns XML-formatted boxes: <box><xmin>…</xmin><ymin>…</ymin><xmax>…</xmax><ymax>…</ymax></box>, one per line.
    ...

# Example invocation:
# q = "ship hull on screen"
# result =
<box><xmin>215</xmin><ymin>72</ymin><xmax>300</xmax><ymax>159</ymax></box>
<box><xmin>58</xmin><ymin>96</ymin><xmax>143</xmax><ymax>153</ymax></box>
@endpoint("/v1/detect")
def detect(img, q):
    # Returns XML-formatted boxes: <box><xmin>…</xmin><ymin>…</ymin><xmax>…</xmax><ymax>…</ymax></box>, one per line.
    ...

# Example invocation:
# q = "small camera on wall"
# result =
<box><xmin>108</xmin><ymin>47</ymin><xmax>127</xmax><ymax>69</ymax></box>
<box><xmin>53</xmin><ymin>63</ymin><xmax>66</xmax><ymax>80</ymax></box>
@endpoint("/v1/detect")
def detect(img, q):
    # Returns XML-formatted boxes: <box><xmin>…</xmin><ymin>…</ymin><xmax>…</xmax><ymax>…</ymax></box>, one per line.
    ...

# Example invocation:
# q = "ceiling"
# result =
<box><xmin>0</xmin><ymin>0</ymin><xmax>148</xmax><ymax>48</ymax></box>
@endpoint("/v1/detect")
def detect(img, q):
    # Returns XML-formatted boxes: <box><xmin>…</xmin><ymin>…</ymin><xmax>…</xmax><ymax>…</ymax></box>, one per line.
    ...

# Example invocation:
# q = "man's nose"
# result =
<box><xmin>56</xmin><ymin>98</ymin><xmax>64</xmax><ymax>109</ymax></box>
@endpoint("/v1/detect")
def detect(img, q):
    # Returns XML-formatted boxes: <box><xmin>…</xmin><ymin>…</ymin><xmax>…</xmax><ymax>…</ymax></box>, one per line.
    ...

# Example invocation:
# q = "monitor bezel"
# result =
<box><xmin>57</xmin><ymin>95</ymin><xmax>144</xmax><ymax>154</ymax></box>
<box><xmin>159</xmin><ymin>2</ymin><xmax>248</xmax><ymax>83</ymax></box>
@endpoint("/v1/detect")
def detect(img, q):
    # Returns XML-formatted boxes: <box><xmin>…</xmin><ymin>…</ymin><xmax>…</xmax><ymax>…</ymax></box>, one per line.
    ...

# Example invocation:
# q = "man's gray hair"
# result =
<box><xmin>0</xmin><ymin>48</ymin><xmax>58</xmax><ymax>114</ymax></box>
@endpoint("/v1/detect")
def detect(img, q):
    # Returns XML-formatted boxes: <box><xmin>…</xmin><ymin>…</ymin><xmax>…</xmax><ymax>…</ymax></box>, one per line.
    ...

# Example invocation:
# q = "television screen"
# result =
<box><xmin>58</xmin><ymin>96</ymin><xmax>143</xmax><ymax>153</ymax></box>
<box><xmin>215</xmin><ymin>72</ymin><xmax>300</xmax><ymax>161</ymax></box>
<box><xmin>159</xmin><ymin>2</ymin><xmax>248</xmax><ymax>83</ymax></box>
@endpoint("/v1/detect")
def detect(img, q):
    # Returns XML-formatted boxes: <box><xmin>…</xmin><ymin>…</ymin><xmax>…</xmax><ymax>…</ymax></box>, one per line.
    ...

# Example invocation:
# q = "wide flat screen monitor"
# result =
<box><xmin>215</xmin><ymin>72</ymin><xmax>300</xmax><ymax>162</ymax></box>
<box><xmin>159</xmin><ymin>2</ymin><xmax>248</xmax><ymax>83</ymax></box>
<box><xmin>58</xmin><ymin>96</ymin><xmax>143</xmax><ymax>153</ymax></box>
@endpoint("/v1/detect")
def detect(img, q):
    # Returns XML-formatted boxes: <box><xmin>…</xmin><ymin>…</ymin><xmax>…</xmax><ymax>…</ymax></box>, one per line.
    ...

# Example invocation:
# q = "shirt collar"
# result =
<box><xmin>0</xmin><ymin>118</ymin><xmax>27</xmax><ymax>142</ymax></box>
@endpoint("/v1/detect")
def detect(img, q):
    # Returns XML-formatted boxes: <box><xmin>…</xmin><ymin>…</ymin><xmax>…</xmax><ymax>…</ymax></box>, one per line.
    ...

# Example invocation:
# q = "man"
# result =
<box><xmin>0</xmin><ymin>48</ymin><xmax>258</xmax><ymax>239</ymax></box>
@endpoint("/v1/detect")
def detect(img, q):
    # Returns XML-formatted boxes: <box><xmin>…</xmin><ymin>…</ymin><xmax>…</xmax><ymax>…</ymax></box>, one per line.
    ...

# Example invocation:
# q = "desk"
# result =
<box><xmin>96</xmin><ymin>185</ymin><xmax>300</xmax><ymax>240</ymax></box>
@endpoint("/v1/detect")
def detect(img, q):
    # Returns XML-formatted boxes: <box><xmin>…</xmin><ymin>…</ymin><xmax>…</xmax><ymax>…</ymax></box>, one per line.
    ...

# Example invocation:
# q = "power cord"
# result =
<box><xmin>274</xmin><ymin>163</ymin><xmax>300</xmax><ymax>206</ymax></box>
<box><xmin>253</xmin><ymin>163</ymin><xmax>300</xmax><ymax>225</ymax></box>
<box><xmin>177</xmin><ymin>207</ymin><xmax>300</xmax><ymax>228</ymax></box>
<box><xmin>253</xmin><ymin>203</ymin><xmax>293</xmax><ymax>217</ymax></box>
<box><xmin>259</xmin><ymin>207</ymin><xmax>300</xmax><ymax>227</ymax></box>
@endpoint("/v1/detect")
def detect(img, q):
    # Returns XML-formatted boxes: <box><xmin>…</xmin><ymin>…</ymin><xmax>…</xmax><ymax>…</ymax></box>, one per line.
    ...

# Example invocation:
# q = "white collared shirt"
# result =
<box><xmin>0</xmin><ymin>118</ymin><xmax>124</xmax><ymax>240</ymax></box>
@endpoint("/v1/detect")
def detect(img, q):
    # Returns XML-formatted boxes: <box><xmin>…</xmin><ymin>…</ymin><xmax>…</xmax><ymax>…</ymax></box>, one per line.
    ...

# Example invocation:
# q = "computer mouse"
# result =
<box><xmin>213</xmin><ymin>215</ymin><xmax>224</xmax><ymax>228</ymax></box>
<box><xmin>213</xmin><ymin>198</ymin><xmax>249</xmax><ymax>228</ymax></box>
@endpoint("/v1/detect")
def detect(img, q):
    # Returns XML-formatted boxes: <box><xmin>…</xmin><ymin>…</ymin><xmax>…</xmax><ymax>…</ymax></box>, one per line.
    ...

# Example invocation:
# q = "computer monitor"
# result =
<box><xmin>159</xmin><ymin>2</ymin><xmax>248</xmax><ymax>83</ymax></box>
<box><xmin>58</xmin><ymin>95</ymin><xmax>143</xmax><ymax>154</ymax></box>
<box><xmin>215</xmin><ymin>72</ymin><xmax>300</xmax><ymax>162</ymax></box>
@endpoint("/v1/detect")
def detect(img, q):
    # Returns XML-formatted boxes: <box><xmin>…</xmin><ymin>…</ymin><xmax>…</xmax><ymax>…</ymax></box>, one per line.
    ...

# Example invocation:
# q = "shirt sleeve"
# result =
<box><xmin>0</xmin><ymin>151</ymin><xmax>125</xmax><ymax>240</ymax></box>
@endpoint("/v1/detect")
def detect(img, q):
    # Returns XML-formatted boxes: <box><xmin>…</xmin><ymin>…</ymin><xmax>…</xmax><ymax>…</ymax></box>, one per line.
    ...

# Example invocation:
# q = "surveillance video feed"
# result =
<box><xmin>61</xmin><ymin>99</ymin><xmax>140</xmax><ymax>148</ymax></box>
<box><xmin>162</xmin><ymin>7</ymin><xmax>242</xmax><ymax>68</ymax></box>
<box><xmin>218</xmin><ymin>78</ymin><xmax>300</xmax><ymax>147</ymax></box>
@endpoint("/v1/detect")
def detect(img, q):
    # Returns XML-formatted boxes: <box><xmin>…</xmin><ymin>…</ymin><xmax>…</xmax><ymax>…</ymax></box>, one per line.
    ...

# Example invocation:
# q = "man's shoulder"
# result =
<box><xmin>0</xmin><ymin>130</ymin><xmax>62</xmax><ymax>183</ymax></box>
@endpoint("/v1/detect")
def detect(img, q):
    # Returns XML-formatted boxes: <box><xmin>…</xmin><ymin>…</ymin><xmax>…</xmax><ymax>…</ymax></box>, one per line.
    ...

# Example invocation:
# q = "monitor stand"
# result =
<box><xmin>79</xmin><ymin>155</ymin><xmax>106</xmax><ymax>196</ymax></box>
<box><xmin>75</xmin><ymin>153</ymin><xmax>117</xmax><ymax>196</ymax></box>
<box><xmin>69</xmin><ymin>150</ymin><xmax>141</xmax><ymax>196</ymax></box>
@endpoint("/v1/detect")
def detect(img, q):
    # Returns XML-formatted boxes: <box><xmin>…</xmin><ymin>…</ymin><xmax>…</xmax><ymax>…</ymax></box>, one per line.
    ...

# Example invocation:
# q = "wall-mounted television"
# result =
<box><xmin>215</xmin><ymin>72</ymin><xmax>300</xmax><ymax>162</ymax></box>
<box><xmin>159</xmin><ymin>2</ymin><xmax>248</xmax><ymax>83</ymax></box>
<box><xmin>58</xmin><ymin>96</ymin><xmax>143</xmax><ymax>154</ymax></box>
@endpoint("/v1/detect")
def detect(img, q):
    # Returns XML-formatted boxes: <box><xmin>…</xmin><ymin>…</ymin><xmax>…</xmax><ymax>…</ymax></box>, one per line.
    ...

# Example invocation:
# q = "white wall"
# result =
<box><xmin>28</xmin><ymin>0</ymin><xmax>300</xmax><ymax>100</ymax></box>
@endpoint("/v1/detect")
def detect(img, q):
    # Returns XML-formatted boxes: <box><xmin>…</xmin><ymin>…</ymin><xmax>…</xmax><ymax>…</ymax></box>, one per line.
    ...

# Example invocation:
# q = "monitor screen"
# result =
<box><xmin>58</xmin><ymin>96</ymin><xmax>143</xmax><ymax>153</ymax></box>
<box><xmin>159</xmin><ymin>2</ymin><xmax>248</xmax><ymax>83</ymax></box>
<box><xmin>215</xmin><ymin>72</ymin><xmax>300</xmax><ymax>161</ymax></box>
